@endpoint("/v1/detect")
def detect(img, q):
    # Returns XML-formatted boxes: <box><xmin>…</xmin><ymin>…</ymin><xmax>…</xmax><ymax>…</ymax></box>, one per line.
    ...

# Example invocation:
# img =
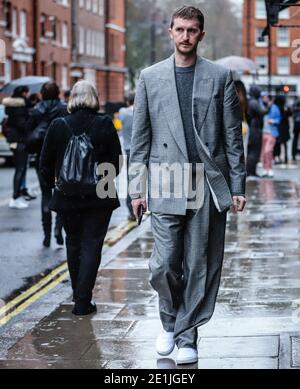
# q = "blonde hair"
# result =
<box><xmin>68</xmin><ymin>80</ymin><xmax>100</xmax><ymax>113</ymax></box>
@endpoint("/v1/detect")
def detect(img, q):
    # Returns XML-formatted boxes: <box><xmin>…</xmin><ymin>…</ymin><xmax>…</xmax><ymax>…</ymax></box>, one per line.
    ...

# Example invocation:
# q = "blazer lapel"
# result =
<box><xmin>193</xmin><ymin>56</ymin><xmax>214</xmax><ymax>134</ymax></box>
<box><xmin>159</xmin><ymin>55</ymin><xmax>188</xmax><ymax>160</ymax></box>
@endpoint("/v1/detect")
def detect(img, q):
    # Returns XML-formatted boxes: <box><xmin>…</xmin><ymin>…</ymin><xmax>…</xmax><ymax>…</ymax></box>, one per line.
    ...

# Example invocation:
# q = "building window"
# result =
<box><xmin>79</xmin><ymin>27</ymin><xmax>85</xmax><ymax>54</ymax></box>
<box><xmin>256</xmin><ymin>56</ymin><xmax>268</xmax><ymax>74</ymax></box>
<box><xmin>98</xmin><ymin>0</ymin><xmax>104</xmax><ymax>15</ymax></box>
<box><xmin>86</xmin><ymin>0</ymin><xmax>91</xmax><ymax>11</ymax></box>
<box><xmin>20</xmin><ymin>62</ymin><xmax>26</xmax><ymax>77</ymax></box>
<box><xmin>79</xmin><ymin>0</ymin><xmax>85</xmax><ymax>8</ymax></box>
<box><xmin>62</xmin><ymin>65</ymin><xmax>69</xmax><ymax>90</ymax></box>
<box><xmin>50</xmin><ymin>16</ymin><xmax>57</xmax><ymax>40</ymax></box>
<box><xmin>92</xmin><ymin>0</ymin><xmax>98</xmax><ymax>13</ymax></box>
<box><xmin>100</xmin><ymin>31</ymin><xmax>105</xmax><ymax>59</ymax></box>
<box><xmin>20</xmin><ymin>10</ymin><xmax>27</xmax><ymax>39</ymax></box>
<box><xmin>255</xmin><ymin>27</ymin><xmax>268</xmax><ymax>47</ymax></box>
<box><xmin>84</xmin><ymin>68</ymin><xmax>96</xmax><ymax>86</ymax></box>
<box><xmin>277</xmin><ymin>56</ymin><xmax>290</xmax><ymax>75</ymax></box>
<box><xmin>277</xmin><ymin>27</ymin><xmax>290</xmax><ymax>47</ymax></box>
<box><xmin>4</xmin><ymin>2</ymin><xmax>12</xmax><ymax>31</ymax></box>
<box><xmin>255</xmin><ymin>0</ymin><xmax>267</xmax><ymax>19</ymax></box>
<box><xmin>62</xmin><ymin>22</ymin><xmax>68</xmax><ymax>47</ymax></box>
<box><xmin>40</xmin><ymin>14</ymin><xmax>46</xmax><ymax>37</ymax></box>
<box><xmin>12</xmin><ymin>8</ymin><xmax>17</xmax><ymax>37</ymax></box>
<box><xmin>86</xmin><ymin>29</ymin><xmax>91</xmax><ymax>55</ymax></box>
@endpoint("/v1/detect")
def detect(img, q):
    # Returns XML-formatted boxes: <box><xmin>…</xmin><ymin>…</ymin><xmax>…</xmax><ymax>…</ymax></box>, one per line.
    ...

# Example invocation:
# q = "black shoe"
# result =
<box><xmin>21</xmin><ymin>189</ymin><xmax>37</xmax><ymax>201</ymax></box>
<box><xmin>43</xmin><ymin>235</ymin><xmax>51</xmax><ymax>248</ymax></box>
<box><xmin>72</xmin><ymin>302</ymin><xmax>97</xmax><ymax>316</ymax></box>
<box><xmin>54</xmin><ymin>228</ymin><xmax>64</xmax><ymax>246</ymax></box>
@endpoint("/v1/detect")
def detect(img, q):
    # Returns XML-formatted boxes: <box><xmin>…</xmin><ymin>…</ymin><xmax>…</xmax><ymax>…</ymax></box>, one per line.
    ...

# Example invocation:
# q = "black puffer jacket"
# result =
<box><xmin>2</xmin><ymin>97</ymin><xmax>30</xmax><ymax>143</ymax></box>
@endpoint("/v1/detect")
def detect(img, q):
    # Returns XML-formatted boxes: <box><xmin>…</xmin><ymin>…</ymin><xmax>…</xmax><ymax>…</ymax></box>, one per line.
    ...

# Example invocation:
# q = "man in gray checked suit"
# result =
<box><xmin>129</xmin><ymin>5</ymin><xmax>246</xmax><ymax>365</ymax></box>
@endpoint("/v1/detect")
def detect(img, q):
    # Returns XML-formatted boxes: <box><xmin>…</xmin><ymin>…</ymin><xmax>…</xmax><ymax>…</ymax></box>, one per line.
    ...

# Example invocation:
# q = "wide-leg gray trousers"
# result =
<box><xmin>149</xmin><ymin>181</ymin><xmax>227</xmax><ymax>349</ymax></box>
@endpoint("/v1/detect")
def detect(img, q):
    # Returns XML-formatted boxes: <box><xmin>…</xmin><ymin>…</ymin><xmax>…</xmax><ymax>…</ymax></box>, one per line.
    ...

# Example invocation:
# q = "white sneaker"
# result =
<box><xmin>9</xmin><ymin>198</ymin><xmax>29</xmax><ymax>209</ymax></box>
<box><xmin>156</xmin><ymin>330</ymin><xmax>175</xmax><ymax>356</ymax></box>
<box><xmin>267</xmin><ymin>170</ymin><xmax>274</xmax><ymax>178</ymax></box>
<box><xmin>176</xmin><ymin>348</ymin><xmax>198</xmax><ymax>365</ymax></box>
<box><xmin>260</xmin><ymin>170</ymin><xmax>268</xmax><ymax>178</ymax></box>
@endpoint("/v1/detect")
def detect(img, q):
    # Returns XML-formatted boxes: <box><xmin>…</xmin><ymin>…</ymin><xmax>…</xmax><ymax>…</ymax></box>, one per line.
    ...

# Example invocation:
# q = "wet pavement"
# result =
<box><xmin>0</xmin><ymin>164</ymin><xmax>300</xmax><ymax>369</ymax></box>
<box><xmin>0</xmin><ymin>166</ymin><xmax>131</xmax><ymax>301</ymax></box>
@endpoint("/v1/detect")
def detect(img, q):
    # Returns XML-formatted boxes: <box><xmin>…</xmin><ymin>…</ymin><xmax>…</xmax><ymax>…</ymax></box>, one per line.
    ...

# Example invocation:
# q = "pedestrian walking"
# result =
<box><xmin>247</xmin><ymin>86</ymin><xmax>269</xmax><ymax>177</ymax></box>
<box><xmin>292</xmin><ymin>97</ymin><xmax>300</xmax><ymax>161</ymax></box>
<box><xmin>129</xmin><ymin>6</ymin><xmax>246</xmax><ymax>365</ymax></box>
<box><xmin>26</xmin><ymin>82</ymin><xmax>67</xmax><ymax>247</ymax></box>
<box><xmin>40</xmin><ymin>80</ymin><xmax>122</xmax><ymax>316</ymax></box>
<box><xmin>2</xmin><ymin>86</ymin><xmax>31</xmax><ymax>209</ymax></box>
<box><xmin>261</xmin><ymin>95</ymin><xmax>281</xmax><ymax>178</ymax></box>
<box><xmin>119</xmin><ymin>93</ymin><xmax>135</xmax><ymax>221</ymax></box>
<box><xmin>273</xmin><ymin>95</ymin><xmax>291</xmax><ymax>165</ymax></box>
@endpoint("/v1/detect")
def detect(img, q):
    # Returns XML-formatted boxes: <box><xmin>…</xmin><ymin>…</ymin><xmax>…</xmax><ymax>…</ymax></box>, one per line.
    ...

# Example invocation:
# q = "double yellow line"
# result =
<box><xmin>0</xmin><ymin>263</ymin><xmax>69</xmax><ymax>326</ymax></box>
<box><xmin>0</xmin><ymin>218</ymin><xmax>138</xmax><ymax>327</ymax></box>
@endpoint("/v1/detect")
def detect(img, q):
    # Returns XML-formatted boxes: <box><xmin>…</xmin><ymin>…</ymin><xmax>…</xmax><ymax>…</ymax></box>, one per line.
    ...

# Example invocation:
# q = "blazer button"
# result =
<box><xmin>163</xmin><ymin>143</ymin><xmax>168</xmax><ymax>148</ymax></box>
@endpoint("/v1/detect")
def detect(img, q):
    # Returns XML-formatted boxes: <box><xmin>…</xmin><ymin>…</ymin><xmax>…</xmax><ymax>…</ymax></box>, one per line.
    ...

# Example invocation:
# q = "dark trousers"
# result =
<box><xmin>247</xmin><ymin>132</ymin><xmax>262</xmax><ymax>176</ymax></box>
<box><xmin>292</xmin><ymin>124</ymin><xmax>300</xmax><ymax>160</ymax></box>
<box><xmin>12</xmin><ymin>143</ymin><xmax>28</xmax><ymax>199</ymax></box>
<box><xmin>61</xmin><ymin>208</ymin><xmax>112</xmax><ymax>306</ymax></box>
<box><xmin>274</xmin><ymin>140</ymin><xmax>288</xmax><ymax>164</ymax></box>
<box><xmin>35</xmin><ymin>157</ymin><xmax>62</xmax><ymax>237</ymax></box>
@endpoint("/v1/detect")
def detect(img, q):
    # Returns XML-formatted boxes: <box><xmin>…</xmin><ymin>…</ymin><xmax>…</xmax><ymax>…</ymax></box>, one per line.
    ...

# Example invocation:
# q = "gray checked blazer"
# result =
<box><xmin>129</xmin><ymin>54</ymin><xmax>246</xmax><ymax>215</ymax></box>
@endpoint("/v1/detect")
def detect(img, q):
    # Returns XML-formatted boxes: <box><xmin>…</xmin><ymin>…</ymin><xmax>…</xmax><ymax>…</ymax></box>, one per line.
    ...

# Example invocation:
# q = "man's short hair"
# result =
<box><xmin>41</xmin><ymin>82</ymin><xmax>60</xmax><ymax>101</ymax></box>
<box><xmin>170</xmin><ymin>5</ymin><xmax>205</xmax><ymax>31</ymax></box>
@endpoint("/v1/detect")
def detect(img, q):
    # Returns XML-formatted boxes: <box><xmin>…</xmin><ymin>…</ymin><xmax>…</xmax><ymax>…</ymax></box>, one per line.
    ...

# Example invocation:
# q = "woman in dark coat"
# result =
<box><xmin>2</xmin><ymin>86</ymin><xmax>31</xmax><ymax>209</ymax></box>
<box><xmin>27</xmin><ymin>82</ymin><xmax>67</xmax><ymax>247</ymax></box>
<box><xmin>273</xmin><ymin>95</ymin><xmax>291</xmax><ymax>164</ymax></box>
<box><xmin>247</xmin><ymin>86</ymin><xmax>269</xmax><ymax>177</ymax></box>
<box><xmin>40</xmin><ymin>80</ymin><xmax>122</xmax><ymax>316</ymax></box>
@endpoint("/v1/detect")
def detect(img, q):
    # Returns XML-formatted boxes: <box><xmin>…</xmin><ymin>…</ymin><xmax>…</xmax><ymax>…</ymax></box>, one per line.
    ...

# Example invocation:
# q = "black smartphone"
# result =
<box><xmin>137</xmin><ymin>205</ymin><xmax>145</xmax><ymax>226</ymax></box>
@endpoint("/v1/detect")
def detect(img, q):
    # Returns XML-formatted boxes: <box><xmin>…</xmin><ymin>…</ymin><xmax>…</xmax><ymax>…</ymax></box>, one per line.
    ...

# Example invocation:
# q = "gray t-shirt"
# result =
<box><xmin>175</xmin><ymin>65</ymin><xmax>201</xmax><ymax>168</ymax></box>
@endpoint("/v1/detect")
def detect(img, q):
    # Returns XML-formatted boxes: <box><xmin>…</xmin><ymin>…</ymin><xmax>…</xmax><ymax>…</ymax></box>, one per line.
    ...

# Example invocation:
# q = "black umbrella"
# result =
<box><xmin>0</xmin><ymin>76</ymin><xmax>51</xmax><ymax>94</ymax></box>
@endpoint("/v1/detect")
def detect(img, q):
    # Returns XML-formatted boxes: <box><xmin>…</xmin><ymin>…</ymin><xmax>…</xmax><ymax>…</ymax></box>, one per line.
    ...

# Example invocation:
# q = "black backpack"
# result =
<box><xmin>56</xmin><ymin>117</ymin><xmax>99</xmax><ymax>197</ymax></box>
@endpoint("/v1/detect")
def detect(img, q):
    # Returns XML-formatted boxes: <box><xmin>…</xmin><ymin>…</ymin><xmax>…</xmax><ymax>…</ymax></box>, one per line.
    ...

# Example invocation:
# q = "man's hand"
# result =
<box><xmin>132</xmin><ymin>198</ymin><xmax>148</xmax><ymax>220</ymax></box>
<box><xmin>232</xmin><ymin>196</ymin><xmax>246</xmax><ymax>213</ymax></box>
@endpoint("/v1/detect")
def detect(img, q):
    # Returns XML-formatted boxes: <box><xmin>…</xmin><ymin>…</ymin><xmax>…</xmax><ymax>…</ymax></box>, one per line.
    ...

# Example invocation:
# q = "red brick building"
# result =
<box><xmin>35</xmin><ymin>0</ymin><xmax>72</xmax><ymax>91</ymax></box>
<box><xmin>105</xmin><ymin>0</ymin><xmax>126</xmax><ymax>103</ymax></box>
<box><xmin>71</xmin><ymin>0</ymin><xmax>126</xmax><ymax>106</ymax></box>
<box><xmin>0</xmin><ymin>0</ymin><xmax>35</xmax><ymax>84</ymax></box>
<box><xmin>0</xmin><ymin>0</ymin><xmax>126</xmax><ymax>104</ymax></box>
<box><xmin>242</xmin><ymin>0</ymin><xmax>300</xmax><ymax>96</ymax></box>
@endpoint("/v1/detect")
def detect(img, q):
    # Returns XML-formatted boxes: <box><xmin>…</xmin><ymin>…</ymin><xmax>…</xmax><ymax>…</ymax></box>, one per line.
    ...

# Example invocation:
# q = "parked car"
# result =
<box><xmin>0</xmin><ymin>104</ymin><xmax>13</xmax><ymax>164</ymax></box>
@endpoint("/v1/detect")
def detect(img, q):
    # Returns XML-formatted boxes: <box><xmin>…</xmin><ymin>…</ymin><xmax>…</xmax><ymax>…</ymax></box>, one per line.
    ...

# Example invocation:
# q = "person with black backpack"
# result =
<box><xmin>26</xmin><ymin>82</ymin><xmax>67</xmax><ymax>247</ymax></box>
<box><xmin>39</xmin><ymin>80</ymin><xmax>122</xmax><ymax>316</ymax></box>
<box><xmin>292</xmin><ymin>98</ymin><xmax>300</xmax><ymax>161</ymax></box>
